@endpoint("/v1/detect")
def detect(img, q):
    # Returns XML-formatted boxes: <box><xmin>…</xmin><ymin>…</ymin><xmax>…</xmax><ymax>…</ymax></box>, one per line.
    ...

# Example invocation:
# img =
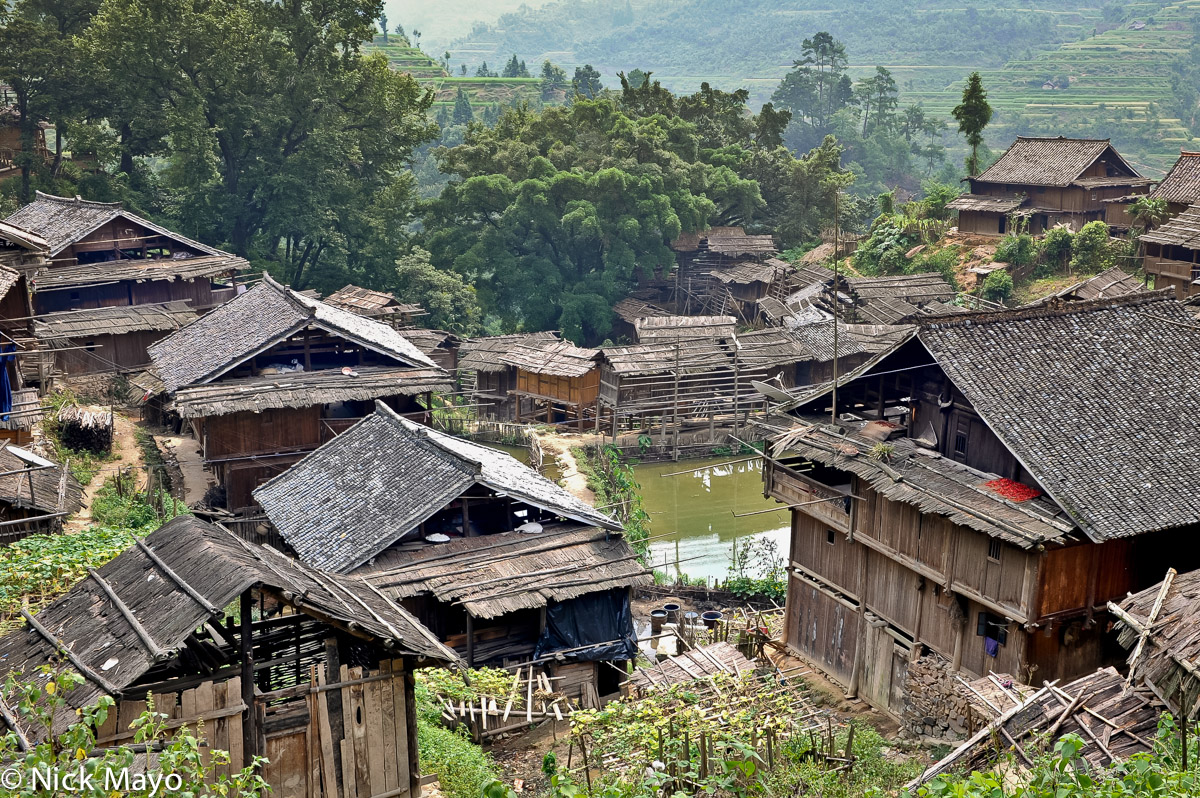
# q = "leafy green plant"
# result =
<box><xmin>726</xmin><ymin>537</ymin><xmax>786</xmax><ymax>601</ymax></box>
<box><xmin>577</xmin><ymin>445</ymin><xmax>651</xmax><ymax>560</ymax></box>
<box><xmin>415</xmin><ymin>682</ymin><xmax>500</xmax><ymax>798</ymax></box>
<box><xmin>981</xmin><ymin>270</ymin><xmax>1014</xmax><ymax>304</ymax></box>
<box><xmin>1037</xmin><ymin>226</ymin><xmax>1073</xmax><ymax>277</ymax></box>
<box><xmin>994</xmin><ymin>231</ymin><xmax>1036</xmax><ymax>268</ymax></box>
<box><xmin>1070</xmin><ymin>220</ymin><xmax>1115</xmax><ymax>274</ymax></box>
<box><xmin>1</xmin><ymin>666</ymin><xmax>268</xmax><ymax>797</ymax></box>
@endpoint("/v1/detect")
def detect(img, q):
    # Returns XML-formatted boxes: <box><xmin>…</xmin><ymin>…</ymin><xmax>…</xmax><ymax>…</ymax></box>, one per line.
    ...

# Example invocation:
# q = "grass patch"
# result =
<box><xmin>415</xmin><ymin>682</ymin><xmax>500</xmax><ymax>798</ymax></box>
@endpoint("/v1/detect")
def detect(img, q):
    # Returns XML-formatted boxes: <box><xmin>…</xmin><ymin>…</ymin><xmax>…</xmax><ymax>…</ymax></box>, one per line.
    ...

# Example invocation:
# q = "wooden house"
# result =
<box><xmin>457</xmin><ymin>332</ymin><xmax>559</xmax><ymax>421</ymax></box>
<box><xmin>396</xmin><ymin>327</ymin><xmax>460</xmax><ymax>372</ymax></box>
<box><xmin>324</xmin><ymin>284</ymin><xmax>424</xmax><ymax>328</ymax></box>
<box><xmin>0</xmin><ymin>108</ymin><xmax>50</xmax><ymax>177</ymax></box>
<box><xmin>2</xmin><ymin>192</ymin><xmax>249</xmax><ymax>377</ymax></box>
<box><xmin>0</xmin><ymin>444</ymin><xmax>82</xmax><ymax>540</ymax></box>
<box><xmin>706</xmin><ymin>258</ymin><xmax>795</xmax><ymax>321</ymax></box>
<box><xmin>148</xmin><ymin>274</ymin><xmax>452</xmax><ymax>512</ymax></box>
<box><xmin>946</xmin><ymin>137</ymin><xmax>1150</xmax><ymax>235</ymax></box>
<box><xmin>253</xmin><ymin>403</ymin><xmax>647</xmax><ymax>700</ymax></box>
<box><xmin>1140</xmin><ymin>150</ymin><xmax>1200</xmax><ymax>218</ymax></box>
<box><xmin>0</xmin><ymin>515</ymin><xmax>457</xmax><ymax>798</ymax></box>
<box><xmin>611</xmin><ymin>296</ymin><xmax>670</xmax><ymax>341</ymax></box>
<box><xmin>834</xmin><ymin>273</ymin><xmax>959</xmax><ymax>325</ymax></box>
<box><xmin>762</xmin><ymin>292</ymin><xmax>1200</xmax><ymax>717</ymax></box>
<box><xmin>499</xmin><ymin>339</ymin><xmax>600</xmax><ymax>428</ymax></box>
<box><xmin>1140</xmin><ymin>203</ymin><xmax>1200</xmax><ymax>297</ymax></box>
<box><xmin>670</xmin><ymin>227</ymin><xmax>777</xmax><ymax>313</ymax></box>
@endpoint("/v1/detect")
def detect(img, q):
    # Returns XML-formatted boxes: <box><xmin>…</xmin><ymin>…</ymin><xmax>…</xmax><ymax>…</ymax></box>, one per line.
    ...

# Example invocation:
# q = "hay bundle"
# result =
<box><xmin>56</xmin><ymin>404</ymin><xmax>113</xmax><ymax>453</ymax></box>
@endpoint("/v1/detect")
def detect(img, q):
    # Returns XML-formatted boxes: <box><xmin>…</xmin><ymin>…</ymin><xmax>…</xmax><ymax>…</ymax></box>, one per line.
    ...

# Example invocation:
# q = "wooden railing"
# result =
<box><xmin>764</xmin><ymin>460</ymin><xmax>852</xmax><ymax>533</ymax></box>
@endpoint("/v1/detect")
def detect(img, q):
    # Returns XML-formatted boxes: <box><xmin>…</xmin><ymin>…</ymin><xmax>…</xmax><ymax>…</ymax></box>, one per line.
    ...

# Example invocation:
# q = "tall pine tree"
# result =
<box><xmin>953</xmin><ymin>72</ymin><xmax>993</xmax><ymax>176</ymax></box>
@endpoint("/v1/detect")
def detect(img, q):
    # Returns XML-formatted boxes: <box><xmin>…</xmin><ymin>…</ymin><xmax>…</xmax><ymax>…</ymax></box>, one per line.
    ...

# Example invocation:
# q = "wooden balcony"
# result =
<box><xmin>764</xmin><ymin>459</ymin><xmax>852</xmax><ymax>534</ymax></box>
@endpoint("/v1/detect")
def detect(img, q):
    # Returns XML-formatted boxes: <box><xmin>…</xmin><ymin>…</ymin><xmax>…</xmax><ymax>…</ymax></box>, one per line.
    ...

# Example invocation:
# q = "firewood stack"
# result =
<box><xmin>56</xmin><ymin>404</ymin><xmax>113</xmax><ymax>454</ymax></box>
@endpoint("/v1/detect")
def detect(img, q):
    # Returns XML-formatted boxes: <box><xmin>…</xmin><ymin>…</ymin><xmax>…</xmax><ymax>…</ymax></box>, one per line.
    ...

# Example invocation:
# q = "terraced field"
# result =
<box><xmin>364</xmin><ymin>38</ymin><xmax>545</xmax><ymax>112</ymax></box>
<box><xmin>895</xmin><ymin>1</ymin><xmax>1200</xmax><ymax>173</ymax></box>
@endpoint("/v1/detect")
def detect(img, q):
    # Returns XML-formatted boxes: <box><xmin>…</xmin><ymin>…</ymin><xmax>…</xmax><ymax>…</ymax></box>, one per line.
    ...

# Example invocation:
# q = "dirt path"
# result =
<box><xmin>533</xmin><ymin>432</ymin><xmax>598</xmax><ymax>503</ymax></box>
<box><xmin>63</xmin><ymin>412</ymin><xmax>146</xmax><ymax>533</ymax></box>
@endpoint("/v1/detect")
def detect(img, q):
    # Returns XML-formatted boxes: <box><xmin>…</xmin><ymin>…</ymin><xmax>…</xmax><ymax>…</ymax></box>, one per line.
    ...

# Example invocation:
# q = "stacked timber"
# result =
<box><xmin>55</xmin><ymin>404</ymin><xmax>113</xmax><ymax>453</ymax></box>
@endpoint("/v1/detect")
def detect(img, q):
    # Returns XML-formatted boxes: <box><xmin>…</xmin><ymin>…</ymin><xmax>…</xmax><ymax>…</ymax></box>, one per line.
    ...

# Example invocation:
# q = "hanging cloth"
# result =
<box><xmin>0</xmin><ymin>343</ymin><xmax>15</xmax><ymax>422</ymax></box>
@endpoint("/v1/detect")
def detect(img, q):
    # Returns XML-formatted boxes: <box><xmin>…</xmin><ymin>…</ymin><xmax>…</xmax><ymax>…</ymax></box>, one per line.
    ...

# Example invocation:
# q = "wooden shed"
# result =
<box><xmin>33</xmin><ymin>301</ymin><xmax>197</xmax><ymax>375</ymax></box>
<box><xmin>0</xmin><ymin>444</ymin><xmax>83</xmax><ymax>540</ymax></box>
<box><xmin>0</xmin><ymin>515</ymin><xmax>458</xmax><ymax>798</ymax></box>
<box><xmin>457</xmin><ymin>332</ymin><xmax>559</xmax><ymax>421</ymax></box>
<box><xmin>253</xmin><ymin>403</ymin><xmax>647</xmax><ymax>699</ymax></box>
<box><xmin>324</xmin><ymin>284</ymin><xmax>424</xmax><ymax>329</ymax></box>
<box><xmin>499</xmin><ymin>338</ymin><xmax>600</xmax><ymax>428</ymax></box>
<box><xmin>148</xmin><ymin>274</ymin><xmax>451</xmax><ymax>512</ymax></box>
<box><xmin>764</xmin><ymin>293</ymin><xmax>1200</xmax><ymax>718</ymax></box>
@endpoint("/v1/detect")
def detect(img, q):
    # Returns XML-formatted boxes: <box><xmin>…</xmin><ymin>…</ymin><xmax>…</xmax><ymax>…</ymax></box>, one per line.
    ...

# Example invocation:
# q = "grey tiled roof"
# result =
<box><xmin>254</xmin><ymin>402</ymin><xmax>619</xmax><ymax>573</ymax></box>
<box><xmin>149</xmin><ymin>274</ymin><xmax>437</xmax><ymax>392</ymax></box>
<box><xmin>3</xmin><ymin>192</ymin><xmax>225</xmax><ymax>257</ymax></box>
<box><xmin>1150</xmin><ymin>151</ymin><xmax>1200</xmax><ymax>204</ymax></box>
<box><xmin>920</xmin><ymin>292</ymin><xmax>1200</xmax><ymax>541</ymax></box>
<box><xmin>974</xmin><ymin>137</ymin><xmax>1140</xmax><ymax>188</ymax></box>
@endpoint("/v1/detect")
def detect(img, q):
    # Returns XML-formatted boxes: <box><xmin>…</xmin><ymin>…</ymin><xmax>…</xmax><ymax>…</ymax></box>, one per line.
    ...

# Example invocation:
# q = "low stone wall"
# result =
<box><xmin>901</xmin><ymin>651</ymin><xmax>979</xmax><ymax>740</ymax></box>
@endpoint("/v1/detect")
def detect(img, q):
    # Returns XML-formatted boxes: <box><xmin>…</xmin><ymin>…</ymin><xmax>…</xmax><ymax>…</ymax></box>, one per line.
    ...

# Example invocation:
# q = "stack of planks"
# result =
<box><xmin>55</xmin><ymin>403</ymin><xmax>113</xmax><ymax>453</ymax></box>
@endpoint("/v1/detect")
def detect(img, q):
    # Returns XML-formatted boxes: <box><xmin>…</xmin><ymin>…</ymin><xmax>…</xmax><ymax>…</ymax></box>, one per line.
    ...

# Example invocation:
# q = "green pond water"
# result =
<box><xmin>634</xmin><ymin>458</ymin><xmax>789</xmax><ymax>582</ymax></box>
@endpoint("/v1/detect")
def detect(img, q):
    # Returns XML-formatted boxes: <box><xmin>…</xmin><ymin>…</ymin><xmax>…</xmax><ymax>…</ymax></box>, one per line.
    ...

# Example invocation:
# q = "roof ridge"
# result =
<box><xmin>919</xmin><ymin>288</ymin><xmax>1175</xmax><ymax>329</ymax></box>
<box><xmin>32</xmin><ymin>190</ymin><xmax>122</xmax><ymax>209</ymax></box>
<box><xmin>263</xmin><ymin>271</ymin><xmax>318</xmax><ymax>318</ymax></box>
<box><xmin>1014</xmin><ymin>135</ymin><xmax>1110</xmax><ymax>143</ymax></box>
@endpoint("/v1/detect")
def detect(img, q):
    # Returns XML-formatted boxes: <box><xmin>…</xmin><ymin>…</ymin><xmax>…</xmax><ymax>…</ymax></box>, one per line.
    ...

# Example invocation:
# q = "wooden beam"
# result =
<box><xmin>21</xmin><ymin>609</ymin><xmax>120</xmax><ymax>695</ymax></box>
<box><xmin>240</xmin><ymin>590</ymin><xmax>258</xmax><ymax>763</ymax></box>
<box><xmin>87</xmin><ymin>567</ymin><xmax>171</xmax><ymax>661</ymax></box>
<box><xmin>135</xmin><ymin>539</ymin><xmax>222</xmax><ymax>615</ymax></box>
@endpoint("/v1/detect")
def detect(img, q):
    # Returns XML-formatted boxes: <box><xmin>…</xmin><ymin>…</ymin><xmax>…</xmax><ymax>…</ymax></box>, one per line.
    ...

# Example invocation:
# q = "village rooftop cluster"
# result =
<box><xmin>0</xmin><ymin>135</ymin><xmax>1197</xmax><ymax>793</ymax></box>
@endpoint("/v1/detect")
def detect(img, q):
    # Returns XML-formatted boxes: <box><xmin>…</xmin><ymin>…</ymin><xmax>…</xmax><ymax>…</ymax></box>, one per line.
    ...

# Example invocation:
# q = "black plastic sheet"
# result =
<box><xmin>534</xmin><ymin>588</ymin><xmax>637</xmax><ymax>661</ymax></box>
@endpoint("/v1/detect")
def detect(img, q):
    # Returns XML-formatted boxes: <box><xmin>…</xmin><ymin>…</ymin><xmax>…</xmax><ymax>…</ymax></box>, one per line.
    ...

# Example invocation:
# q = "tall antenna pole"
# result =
<box><xmin>831</xmin><ymin>189</ymin><xmax>839</xmax><ymax>425</ymax></box>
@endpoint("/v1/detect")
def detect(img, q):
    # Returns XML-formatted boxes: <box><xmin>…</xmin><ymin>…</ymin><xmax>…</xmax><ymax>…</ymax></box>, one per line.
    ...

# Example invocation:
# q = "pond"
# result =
<box><xmin>634</xmin><ymin>457</ymin><xmax>789</xmax><ymax>583</ymax></box>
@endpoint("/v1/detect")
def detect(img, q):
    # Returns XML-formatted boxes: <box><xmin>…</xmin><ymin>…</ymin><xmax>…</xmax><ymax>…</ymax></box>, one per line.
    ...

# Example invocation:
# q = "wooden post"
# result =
<box><xmin>466</xmin><ymin>614</ymin><xmax>475</xmax><ymax>667</ymax></box>
<box><xmin>671</xmin><ymin>344</ymin><xmax>681</xmax><ymax>462</ymax></box>
<box><xmin>240</xmin><ymin>590</ymin><xmax>258</xmax><ymax>765</ymax></box>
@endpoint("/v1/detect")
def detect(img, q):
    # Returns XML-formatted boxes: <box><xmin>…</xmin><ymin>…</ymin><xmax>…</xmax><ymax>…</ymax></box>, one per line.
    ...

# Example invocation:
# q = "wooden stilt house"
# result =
<box><xmin>253</xmin><ymin>402</ymin><xmax>648</xmax><ymax>701</ymax></box>
<box><xmin>498</xmin><ymin>339</ymin><xmax>600</xmax><ymax>429</ymax></box>
<box><xmin>148</xmin><ymin>274</ymin><xmax>452</xmax><ymax>512</ymax></box>
<box><xmin>324</xmin><ymin>284</ymin><xmax>424</xmax><ymax>329</ymax></box>
<box><xmin>946</xmin><ymin>137</ymin><xmax>1150</xmax><ymax>235</ymax></box>
<box><xmin>763</xmin><ymin>292</ymin><xmax>1200</xmax><ymax>718</ymax></box>
<box><xmin>2</xmin><ymin>192</ymin><xmax>248</xmax><ymax>377</ymax></box>
<box><xmin>457</xmin><ymin>332</ymin><xmax>559</xmax><ymax>421</ymax></box>
<box><xmin>0</xmin><ymin>515</ymin><xmax>458</xmax><ymax>798</ymax></box>
<box><xmin>1140</xmin><ymin>203</ymin><xmax>1200</xmax><ymax>297</ymax></box>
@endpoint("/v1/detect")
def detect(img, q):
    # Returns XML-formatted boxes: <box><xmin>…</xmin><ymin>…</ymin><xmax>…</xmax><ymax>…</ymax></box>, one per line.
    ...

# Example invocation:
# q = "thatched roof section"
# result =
<box><xmin>362</xmin><ymin>525</ymin><xmax>651</xmax><ymax>619</ymax></box>
<box><xmin>1112</xmin><ymin>568</ymin><xmax>1200</xmax><ymax>719</ymax></box>
<box><xmin>458</xmin><ymin>332</ymin><xmax>559</xmax><ymax>374</ymax></box>
<box><xmin>3</xmin><ymin>191</ymin><xmax>228</xmax><ymax>257</ymax></box>
<box><xmin>254</xmin><ymin>402</ymin><xmax>619</xmax><ymax>573</ymax></box>
<box><xmin>974</xmin><ymin>136</ymin><xmax>1140</xmax><ymax>188</ymax></box>
<box><xmin>33</xmin><ymin>301</ymin><xmax>197</xmax><ymax>340</ymax></box>
<box><xmin>600</xmin><ymin>341</ymin><xmax>729</xmax><ymax>376</ymax></box>
<box><xmin>1141</xmin><ymin>202</ymin><xmax>1200</xmax><ymax>249</ymax></box>
<box><xmin>149</xmin><ymin>273</ymin><xmax>438</xmax><ymax>392</ymax></box>
<box><xmin>1032</xmin><ymin>267</ymin><xmax>1146</xmax><ymax>304</ymax></box>
<box><xmin>628</xmin><ymin>642</ymin><xmax>754</xmax><ymax>692</ymax></box>
<box><xmin>920</xmin><ymin>292</ymin><xmax>1200</xmax><ymax>542</ymax></box>
<box><xmin>786</xmin><ymin>320</ymin><xmax>912</xmax><ymax>362</ymax></box>
<box><xmin>845</xmin><ymin>273</ymin><xmax>957</xmax><ymax>305</ymax></box>
<box><xmin>500</xmin><ymin>339</ymin><xmax>599</xmax><ymax>378</ymax></box>
<box><xmin>946</xmin><ymin>194</ymin><xmax>1025</xmax><ymax>213</ymax></box>
<box><xmin>30</xmin><ymin>254</ymin><xmax>244</xmax><ymax>290</ymax></box>
<box><xmin>325</xmin><ymin>284</ymin><xmax>423</xmax><ymax>319</ymax></box>
<box><xmin>170</xmin><ymin>365</ymin><xmax>452</xmax><ymax>418</ymax></box>
<box><xmin>0</xmin><ymin>444</ymin><xmax>83</xmax><ymax>517</ymax></box>
<box><xmin>0</xmin><ymin>515</ymin><xmax>456</xmax><ymax>735</ymax></box>
<box><xmin>0</xmin><ymin>389</ymin><xmax>41</xmax><ymax>432</ymax></box>
<box><xmin>1151</xmin><ymin>151</ymin><xmax>1200</xmax><ymax>204</ymax></box>
<box><xmin>908</xmin><ymin>667</ymin><xmax>1164</xmax><ymax>789</ymax></box>
<box><xmin>670</xmin><ymin>227</ymin><xmax>775</xmax><ymax>256</ymax></box>
<box><xmin>710</xmin><ymin>258</ymin><xmax>792</xmax><ymax>285</ymax></box>
<box><xmin>612</xmin><ymin>297</ymin><xmax>670</xmax><ymax>324</ymax></box>
<box><xmin>733</xmin><ymin>327</ymin><xmax>817</xmax><ymax>367</ymax></box>
<box><xmin>635</xmin><ymin>315</ymin><xmax>737</xmax><ymax>343</ymax></box>
<box><xmin>769</xmin><ymin>418</ymin><xmax>1072</xmax><ymax>550</ymax></box>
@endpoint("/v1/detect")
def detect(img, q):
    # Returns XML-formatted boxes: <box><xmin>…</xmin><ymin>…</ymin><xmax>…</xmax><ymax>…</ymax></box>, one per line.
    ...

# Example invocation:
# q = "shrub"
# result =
<box><xmin>994</xmin><ymin>232</ymin><xmax>1036</xmax><ymax>268</ymax></box>
<box><xmin>981</xmin><ymin>270</ymin><xmax>1013</xmax><ymax>304</ymax></box>
<box><xmin>1036</xmin><ymin>226</ymin><xmax>1073</xmax><ymax>277</ymax></box>
<box><xmin>1069</xmin><ymin>220</ymin><xmax>1113</xmax><ymax>274</ymax></box>
<box><xmin>910</xmin><ymin>246</ymin><xmax>961</xmax><ymax>289</ymax></box>
<box><xmin>918</xmin><ymin>179</ymin><xmax>962</xmax><ymax>221</ymax></box>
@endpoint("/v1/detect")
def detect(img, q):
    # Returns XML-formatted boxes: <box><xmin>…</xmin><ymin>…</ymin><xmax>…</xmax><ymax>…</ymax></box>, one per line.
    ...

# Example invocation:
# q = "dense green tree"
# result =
<box><xmin>379</xmin><ymin>11</ymin><xmax>386</xmax><ymax>42</ymax></box>
<box><xmin>501</xmin><ymin>54</ymin><xmax>529</xmax><ymax>78</ymax></box>
<box><xmin>82</xmin><ymin>0</ymin><xmax>438</xmax><ymax>288</ymax></box>
<box><xmin>755</xmin><ymin>102</ymin><xmax>791</xmax><ymax>149</ymax></box>
<box><xmin>854</xmin><ymin>66</ymin><xmax>898</xmax><ymax>137</ymax></box>
<box><xmin>393</xmin><ymin>248</ymin><xmax>482</xmax><ymax>335</ymax></box>
<box><xmin>475</xmin><ymin>61</ymin><xmax>497</xmax><ymax>77</ymax></box>
<box><xmin>771</xmin><ymin>32</ymin><xmax>851</xmax><ymax>141</ymax></box>
<box><xmin>452</xmin><ymin>87</ymin><xmax>474</xmax><ymax>126</ymax></box>
<box><xmin>425</xmin><ymin>98</ymin><xmax>776</xmax><ymax>340</ymax></box>
<box><xmin>953</xmin><ymin>72</ymin><xmax>993</xmax><ymax>176</ymax></box>
<box><xmin>539</xmin><ymin>60</ymin><xmax>568</xmax><ymax>100</ymax></box>
<box><xmin>573</xmin><ymin>65</ymin><xmax>603</xmax><ymax>99</ymax></box>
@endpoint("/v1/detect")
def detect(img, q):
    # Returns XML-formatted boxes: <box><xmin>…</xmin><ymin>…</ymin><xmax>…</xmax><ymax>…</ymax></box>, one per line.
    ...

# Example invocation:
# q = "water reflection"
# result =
<box><xmin>634</xmin><ymin>457</ymin><xmax>788</xmax><ymax>582</ymax></box>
